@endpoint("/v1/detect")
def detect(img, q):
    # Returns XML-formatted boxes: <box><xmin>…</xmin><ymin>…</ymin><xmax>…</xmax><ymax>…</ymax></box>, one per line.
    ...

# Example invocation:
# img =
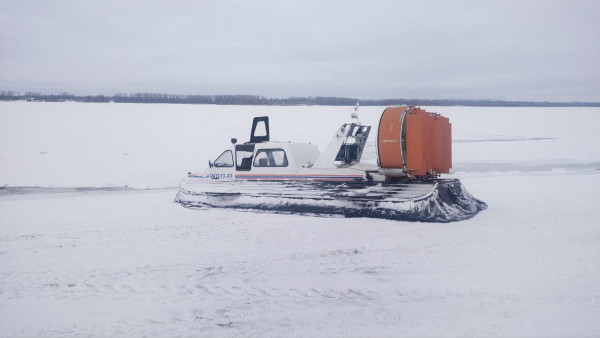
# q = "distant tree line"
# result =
<box><xmin>1</xmin><ymin>91</ymin><xmax>598</xmax><ymax>107</ymax></box>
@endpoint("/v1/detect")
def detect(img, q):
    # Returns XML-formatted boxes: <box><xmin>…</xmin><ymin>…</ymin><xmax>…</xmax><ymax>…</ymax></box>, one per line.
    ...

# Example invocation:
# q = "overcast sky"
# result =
<box><xmin>1</xmin><ymin>0</ymin><xmax>599</xmax><ymax>101</ymax></box>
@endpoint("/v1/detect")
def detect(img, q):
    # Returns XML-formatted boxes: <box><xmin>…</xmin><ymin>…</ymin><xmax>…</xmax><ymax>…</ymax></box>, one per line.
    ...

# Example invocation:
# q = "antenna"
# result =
<box><xmin>351</xmin><ymin>101</ymin><xmax>359</xmax><ymax>123</ymax></box>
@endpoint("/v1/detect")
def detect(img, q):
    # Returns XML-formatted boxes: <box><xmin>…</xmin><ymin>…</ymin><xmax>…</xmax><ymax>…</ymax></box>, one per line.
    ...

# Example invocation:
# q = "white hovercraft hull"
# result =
<box><xmin>175</xmin><ymin>107</ymin><xmax>487</xmax><ymax>222</ymax></box>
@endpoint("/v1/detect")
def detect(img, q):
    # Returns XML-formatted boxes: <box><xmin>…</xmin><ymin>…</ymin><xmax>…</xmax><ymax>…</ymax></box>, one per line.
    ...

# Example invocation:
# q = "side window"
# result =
<box><xmin>214</xmin><ymin>150</ymin><xmax>233</xmax><ymax>167</ymax></box>
<box><xmin>253</xmin><ymin>149</ymin><xmax>288</xmax><ymax>167</ymax></box>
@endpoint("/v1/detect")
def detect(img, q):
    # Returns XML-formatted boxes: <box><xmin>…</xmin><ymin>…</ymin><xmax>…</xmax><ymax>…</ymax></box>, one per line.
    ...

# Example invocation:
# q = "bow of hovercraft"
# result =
<box><xmin>175</xmin><ymin>106</ymin><xmax>487</xmax><ymax>222</ymax></box>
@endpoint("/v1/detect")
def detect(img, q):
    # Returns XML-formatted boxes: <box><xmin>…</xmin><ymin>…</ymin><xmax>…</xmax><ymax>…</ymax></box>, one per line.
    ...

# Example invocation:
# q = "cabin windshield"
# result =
<box><xmin>214</xmin><ymin>150</ymin><xmax>234</xmax><ymax>167</ymax></box>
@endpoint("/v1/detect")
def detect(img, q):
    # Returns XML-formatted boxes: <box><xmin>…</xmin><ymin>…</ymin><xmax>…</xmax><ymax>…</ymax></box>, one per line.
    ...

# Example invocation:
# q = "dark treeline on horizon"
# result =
<box><xmin>1</xmin><ymin>91</ymin><xmax>598</xmax><ymax>107</ymax></box>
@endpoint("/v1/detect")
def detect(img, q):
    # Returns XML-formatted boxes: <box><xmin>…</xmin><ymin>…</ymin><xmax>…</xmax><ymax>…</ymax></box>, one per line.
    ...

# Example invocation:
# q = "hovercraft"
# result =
<box><xmin>175</xmin><ymin>106</ymin><xmax>487</xmax><ymax>222</ymax></box>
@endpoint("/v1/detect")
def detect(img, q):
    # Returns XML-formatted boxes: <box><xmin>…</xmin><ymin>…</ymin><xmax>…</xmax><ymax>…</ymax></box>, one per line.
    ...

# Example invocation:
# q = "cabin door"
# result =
<box><xmin>235</xmin><ymin>144</ymin><xmax>255</xmax><ymax>171</ymax></box>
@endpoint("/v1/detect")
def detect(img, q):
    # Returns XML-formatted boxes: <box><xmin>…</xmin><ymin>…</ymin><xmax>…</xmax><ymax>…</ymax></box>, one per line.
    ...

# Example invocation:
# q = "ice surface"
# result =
<box><xmin>2</xmin><ymin>102</ymin><xmax>599</xmax><ymax>188</ymax></box>
<box><xmin>1</xmin><ymin>102</ymin><xmax>599</xmax><ymax>336</ymax></box>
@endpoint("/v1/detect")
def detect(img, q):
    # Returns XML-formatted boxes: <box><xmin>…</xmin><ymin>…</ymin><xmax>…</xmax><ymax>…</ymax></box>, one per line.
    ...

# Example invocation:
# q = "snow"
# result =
<box><xmin>1</xmin><ymin>101</ymin><xmax>599</xmax><ymax>336</ymax></box>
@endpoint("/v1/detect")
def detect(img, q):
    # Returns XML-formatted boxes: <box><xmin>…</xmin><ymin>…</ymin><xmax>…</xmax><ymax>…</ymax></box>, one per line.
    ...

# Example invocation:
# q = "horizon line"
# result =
<box><xmin>1</xmin><ymin>90</ymin><xmax>599</xmax><ymax>107</ymax></box>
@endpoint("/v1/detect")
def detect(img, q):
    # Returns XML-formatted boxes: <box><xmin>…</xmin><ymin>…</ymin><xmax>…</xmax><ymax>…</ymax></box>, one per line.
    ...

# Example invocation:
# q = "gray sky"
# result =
<box><xmin>1</xmin><ymin>0</ymin><xmax>599</xmax><ymax>101</ymax></box>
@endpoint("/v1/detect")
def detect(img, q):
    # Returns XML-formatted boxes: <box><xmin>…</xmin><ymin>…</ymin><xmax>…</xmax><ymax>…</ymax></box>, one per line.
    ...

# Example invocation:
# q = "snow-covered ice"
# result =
<box><xmin>1</xmin><ymin>102</ymin><xmax>599</xmax><ymax>336</ymax></box>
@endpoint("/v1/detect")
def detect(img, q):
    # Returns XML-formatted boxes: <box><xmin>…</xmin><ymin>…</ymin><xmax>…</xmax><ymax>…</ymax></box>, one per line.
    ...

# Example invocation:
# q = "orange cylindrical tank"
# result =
<box><xmin>378</xmin><ymin>106</ymin><xmax>452</xmax><ymax>178</ymax></box>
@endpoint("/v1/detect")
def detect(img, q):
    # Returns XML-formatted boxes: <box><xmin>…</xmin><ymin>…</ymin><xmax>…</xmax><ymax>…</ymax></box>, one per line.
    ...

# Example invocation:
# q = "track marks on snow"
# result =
<box><xmin>1</xmin><ymin>243</ymin><xmax>395</xmax><ymax>306</ymax></box>
<box><xmin>454</xmin><ymin>137</ymin><xmax>556</xmax><ymax>143</ymax></box>
<box><xmin>0</xmin><ymin>214</ymin><xmax>439</xmax><ymax>336</ymax></box>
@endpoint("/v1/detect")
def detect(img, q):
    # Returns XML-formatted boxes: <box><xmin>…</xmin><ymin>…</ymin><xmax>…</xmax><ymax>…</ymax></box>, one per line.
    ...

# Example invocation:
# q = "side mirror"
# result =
<box><xmin>208</xmin><ymin>160</ymin><xmax>213</xmax><ymax>168</ymax></box>
<box><xmin>231</xmin><ymin>138</ymin><xmax>237</xmax><ymax>144</ymax></box>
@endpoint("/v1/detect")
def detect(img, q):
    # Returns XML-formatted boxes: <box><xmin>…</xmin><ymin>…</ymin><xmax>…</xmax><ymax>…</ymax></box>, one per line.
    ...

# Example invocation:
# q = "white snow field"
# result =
<box><xmin>1</xmin><ymin>101</ymin><xmax>599</xmax><ymax>337</ymax></box>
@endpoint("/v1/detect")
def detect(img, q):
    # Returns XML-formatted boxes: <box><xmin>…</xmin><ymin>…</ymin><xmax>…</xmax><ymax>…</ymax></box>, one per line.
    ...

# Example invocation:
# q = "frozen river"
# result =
<box><xmin>1</xmin><ymin>102</ymin><xmax>599</xmax><ymax>336</ymax></box>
